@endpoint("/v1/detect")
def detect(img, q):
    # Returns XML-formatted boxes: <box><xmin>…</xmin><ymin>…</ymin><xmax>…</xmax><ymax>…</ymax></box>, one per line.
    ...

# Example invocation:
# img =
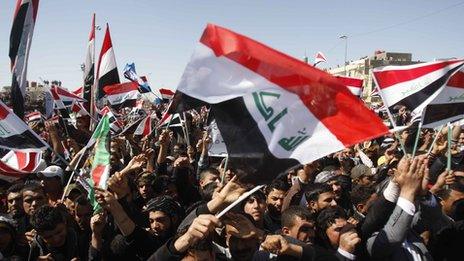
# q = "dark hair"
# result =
<box><xmin>350</xmin><ymin>185</ymin><xmax>375</xmax><ymax>206</ymax></box>
<box><xmin>136</xmin><ymin>174</ymin><xmax>155</xmax><ymax>187</ymax></box>
<box><xmin>144</xmin><ymin>195</ymin><xmax>184</xmax><ymax>219</ymax></box>
<box><xmin>21</xmin><ymin>181</ymin><xmax>45</xmax><ymax>196</ymax></box>
<box><xmin>241</xmin><ymin>190</ymin><xmax>266</xmax><ymax>210</ymax></box>
<box><xmin>450</xmin><ymin>198</ymin><xmax>464</xmax><ymax>222</ymax></box>
<box><xmin>152</xmin><ymin>175</ymin><xmax>173</xmax><ymax>195</ymax></box>
<box><xmin>316</xmin><ymin>206</ymin><xmax>347</xmax><ymax>230</ymax></box>
<box><xmin>450</xmin><ymin>176</ymin><xmax>464</xmax><ymax>193</ymax></box>
<box><xmin>199</xmin><ymin>168</ymin><xmax>220</xmax><ymax>182</ymax></box>
<box><xmin>201</xmin><ymin>181</ymin><xmax>219</xmax><ymax>201</ymax></box>
<box><xmin>304</xmin><ymin>183</ymin><xmax>332</xmax><ymax>203</ymax></box>
<box><xmin>7</xmin><ymin>183</ymin><xmax>24</xmax><ymax>195</ymax></box>
<box><xmin>265</xmin><ymin>180</ymin><xmax>289</xmax><ymax>195</ymax></box>
<box><xmin>74</xmin><ymin>195</ymin><xmax>90</xmax><ymax>207</ymax></box>
<box><xmin>315</xmin><ymin>206</ymin><xmax>348</xmax><ymax>250</ymax></box>
<box><xmin>281</xmin><ymin>206</ymin><xmax>313</xmax><ymax>228</ymax></box>
<box><xmin>31</xmin><ymin>206</ymin><xmax>65</xmax><ymax>232</ymax></box>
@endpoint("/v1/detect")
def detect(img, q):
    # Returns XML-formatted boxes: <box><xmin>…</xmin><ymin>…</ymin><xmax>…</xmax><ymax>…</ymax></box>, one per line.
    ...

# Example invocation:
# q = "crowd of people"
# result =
<box><xmin>0</xmin><ymin>103</ymin><xmax>463</xmax><ymax>261</ymax></box>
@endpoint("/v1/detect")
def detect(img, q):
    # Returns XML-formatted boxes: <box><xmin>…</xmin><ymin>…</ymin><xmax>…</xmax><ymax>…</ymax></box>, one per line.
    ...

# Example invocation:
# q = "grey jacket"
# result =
<box><xmin>366</xmin><ymin>198</ymin><xmax>441</xmax><ymax>261</ymax></box>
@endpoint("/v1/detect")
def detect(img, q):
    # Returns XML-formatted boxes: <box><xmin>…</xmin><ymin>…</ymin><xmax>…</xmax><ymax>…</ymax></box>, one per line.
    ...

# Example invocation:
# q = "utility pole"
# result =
<box><xmin>339</xmin><ymin>35</ymin><xmax>348</xmax><ymax>76</ymax></box>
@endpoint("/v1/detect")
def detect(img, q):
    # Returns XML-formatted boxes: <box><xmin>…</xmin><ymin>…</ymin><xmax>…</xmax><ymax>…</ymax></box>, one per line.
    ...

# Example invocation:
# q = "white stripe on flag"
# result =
<box><xmin>99</xmin><ymin>47</ymin><xmax>117</xmax><ymax>77</ymax></box>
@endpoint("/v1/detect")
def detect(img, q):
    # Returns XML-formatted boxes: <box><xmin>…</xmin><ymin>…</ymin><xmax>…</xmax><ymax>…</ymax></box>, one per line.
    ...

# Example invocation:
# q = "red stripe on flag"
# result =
<box><xmin>50</xmin><ymin>87</ymin><xmax>60</xmax><ymax>100</ymax></box>
<box><xmin>89</xmin><ymin>13</ymin><xmax>95</xmax><ymax>41</ymax></box>
<box><xmin>199</xmin><ymin>24</ymin><xmax>388</xmax><ymax>146</ymax></box>
<box><xmin>335</xmin><ymin>76</ymin><xmax>363</xmax><ymax>88</ymax></box>
<box><xmin>0</xmin><ymin>104</ymin><xmax>10</xmax><ymax>120</ymax></box>
<box><xmin>373</xmin><ymin>60</ymin><xmax>464</xmax><ymax>89</ymax></box>
<box><xmin>103</xmin><ymin>82</ymin><xmax>138</xmax><ymax>95</ymax></box>
<box><xmin>143</xmin><ymin>117</ymin><xmax>151</xmax><ymax>136</ymax></box>
<box><xmin>55</xmin><ymin>86</ymin><xmax>85</xmax><ymax>100</ymax></box>
<box><xmin>22</xmin><ymin>152</ymin><xmax>38</xmax><ymax>172</ymax></box>
<box><xmin>15</xmin><ymin>151</ymin><xmax>28</xmax><ymax>170</ymax></box>
<box><xmin>99</xmin><ymin>25</ymin><xmax>113</xmax><ymax>62</ymax></box>
<box><xmin>447</xmin><ymin>71</ymin><xmax>464</xmax><ymax>89</ymax></box>
<box><xmin>92</xmin><ymin>165</ymin><xmax>106</xmax><ymax>186</ymax></box>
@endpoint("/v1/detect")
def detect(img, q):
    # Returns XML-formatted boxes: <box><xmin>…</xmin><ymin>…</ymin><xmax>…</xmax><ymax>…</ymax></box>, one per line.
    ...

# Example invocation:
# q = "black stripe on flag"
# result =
<box><xmin>98</xmin><ymin>68</ymin><xmax>120</xmax><ymax>99</ymax></box>
<box><xmin>389</xmin><ymin>65</ymin><xmax>464</xmax><ymax>112</ymax></box>
<box><xmin>10</xmin><ymin>76</ymin><xmax>25</xmax><ymax>119</ymax></box>
<box><xmin>211</xmin><ymin>96</ymin><xmax>299</xmax><ymax>184</ymax></box>
<box><xmin>169</xmin><ymin>92</ymin><xmax>207</xmax><ymax>114</ymax></box>
<box><xmin>8</xmin><ymin>3</ymin><xmax>29</xmax><ymax>64</ymax></box>
<box><xmin>0</xmin><ymin>130</ymin><xmax>44</xmax><ymax>150</ymax></box>
<box><xmin>423</xmin><ymin>103</ymin><xmax>464</xmax><ymax>126</ymax></box>
<box><xmin>83</xmin><ymin>64</ymin><xmax>94</xmax><ymax>111</ymax></box>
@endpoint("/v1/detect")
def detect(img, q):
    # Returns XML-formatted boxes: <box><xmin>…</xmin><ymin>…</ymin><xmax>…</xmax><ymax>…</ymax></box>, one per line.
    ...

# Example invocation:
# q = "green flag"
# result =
<box><xmin>88</xmin><ymin>115</ymin><xmax>111</xmax><ymax>211</ymax></box>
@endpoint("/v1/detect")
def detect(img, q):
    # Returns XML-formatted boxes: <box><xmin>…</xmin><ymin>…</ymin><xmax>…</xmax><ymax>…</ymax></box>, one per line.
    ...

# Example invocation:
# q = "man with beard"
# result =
<box><xmin>6</xmin><ymin>184</ymin><xmax>26</xmax><ymax>232</ymax></box>
<box><xmin>95</xmin><ymin>188</ymin><xmax>183</xmax><ymax>260</ymax></box>
<box><xmin>264</xmin><ymin>180</ymin><xmax>289</xmax><ymax>233</ymax></box>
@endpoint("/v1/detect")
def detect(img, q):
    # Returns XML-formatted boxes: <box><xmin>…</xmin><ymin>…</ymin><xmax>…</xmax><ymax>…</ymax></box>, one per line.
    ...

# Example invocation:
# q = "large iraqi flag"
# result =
<box><xmin>0</xmin><ymin>100</ymin><xmax>46</xmax><ymax>151</ymax></box>
<box><xmin>422</xmin><ymin>68</ymin><xmax>464</xmax><ymax>127</ymax></box>
<box><xmin>169</xmin><ymin>24</ymin><xmax>388</xmax><ymax>183</ymax></box>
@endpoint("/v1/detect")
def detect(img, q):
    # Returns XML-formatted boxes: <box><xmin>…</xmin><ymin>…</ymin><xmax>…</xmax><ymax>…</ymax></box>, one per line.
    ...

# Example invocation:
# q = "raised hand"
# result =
<box><xmin>94</xmin><ymin>188</ymin><xmax>119</xmax><ymax>211</ymax></box>
<box><xmin>107</xmin><ymin>173</ymin><xmax>130</xmax><ymax>199</ymax></box>
<box><xmin>174</xmin><ymin>214</ymin><xmax>221</xmax><ymax>253</ymax></box>
<box><xmin>395</xmin><ymin>156</ymin><xmax>427</xmax><ymax>201</ymax></box>
<box><xmin>173</xmin><ymin>156</ymin><xmax>190</xmax><ymax>169</ymax></box>
<box><xmin>261</xmin><ymin>235</ymin><xmax>302</xmax><ymax>257</ymax></box>
<box><xmin>223</xmin><ymin>212</ymin><xmax>262</xmax><ymax>239</ymax></box>
<box><xmin>339</xmin><ymin>230</ymin><xmax>361</xmax><ymax>254</ymax></box>
<box><xmin>90</xmin><ymin>212</ymin><xmax>107</xmax><ymax>235</ymax></box>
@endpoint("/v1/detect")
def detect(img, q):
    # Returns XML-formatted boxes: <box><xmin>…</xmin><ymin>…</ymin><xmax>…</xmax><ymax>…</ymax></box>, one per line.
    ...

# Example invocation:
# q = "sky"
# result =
<box><xmin>0</xmin><ymin>0</ymin><xmax>463</xmax><ymax>91</ymax></box>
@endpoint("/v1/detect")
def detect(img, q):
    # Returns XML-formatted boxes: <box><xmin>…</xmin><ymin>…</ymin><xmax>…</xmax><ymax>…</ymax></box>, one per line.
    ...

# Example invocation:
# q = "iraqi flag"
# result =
<box><xmin>314</xmin><ymin>52</ymin><xmax>327</xmax><ymax>66</ymax></box>
<box><xmin>25</xmin><ymin>111</ymin><xmax>42</xmax><ymax>123</ymax></box>
<box><xmin>96</xmin><ymin>24</ymin><xmax>120</xmax><ymax>100</ymax></box>
<box><xmin>160</xmin><ymin>88</ymin><xmax>175</xmax><ymax>102</ymax></box>
<box><xmin>103</xmin><ymin>82</ymin><xmax>140</xmax><ymax>107</ymax></box>
<box><xmin>0</xmin><ymin>100</ymin><xmax>46</xmax><ymax>151</ymax></box>
<box><xmin>71</xmin><ymin>100</ymin><xmax>91</xmax><ymax>117</ymax></box>
<box><xmin>157</xmin><ymin>112</ymin><xmax>182</xmax><ymax>128</ymax></box>
<box><xmin>169</xmin><ymin>24</ymin><xmax>388</xmax><ymax>183</ymax></box>
<box><xmin>54</xmin><ymin>85</ymin><xmax>86</xmax><ymax>106</ymax></box>
<box><xmin>422</xmin><ymin>68</ymin><xmax>464</xmax><ymax>127</ymax></box>
<box><xmin>9</xmin><ymin>0</ymin><xmax>40</xmax><ymax>119</ymax></box>
<box><xmin>49</xmin><ymin>85</ymin><xmax>71</xmax><ymax>119</ymax></box>
<box><xmin>83</xmin><ymin>13</ymin><xmax>95</xmax><ymax>111</ymax></box>
<box><xmin>134</xmin><ymin>115</ymin><xmax>152</xmax><ymax>137</ymax></box>
<box><xmin>335</xmin><ymin>76</ymin><xmax>364</xmax><ymax>96</ymax></box>
<box><xmin>99</xmin><ymin>106</ymin><xmax>123</xmax><ymax>133</ymax></box>
<box><xmin>0</xmin><ymin>150</ymin><xmax>42</xmax><ymax>181</ymax></box>
<box><xmin>73</xmin><ymin>87</ymin><xmax>83</xmax><ymax>97</ymax></box>
<box><xmin>372</xmin><ymin>59</ymin><xmax>464</xmax><ymax>122</ymax></box>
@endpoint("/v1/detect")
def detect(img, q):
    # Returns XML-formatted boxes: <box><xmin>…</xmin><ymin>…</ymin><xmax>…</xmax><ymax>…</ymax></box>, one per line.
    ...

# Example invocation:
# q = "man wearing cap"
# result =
<box><xmin>350</xmin><ymin>164</ymin><xmax>375</xmax><ymax>187</ymax></box>
<box><xmin>38</xmin><ymin>165</ymin><xmax>64</xmax><ymax>205</ymax></box>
